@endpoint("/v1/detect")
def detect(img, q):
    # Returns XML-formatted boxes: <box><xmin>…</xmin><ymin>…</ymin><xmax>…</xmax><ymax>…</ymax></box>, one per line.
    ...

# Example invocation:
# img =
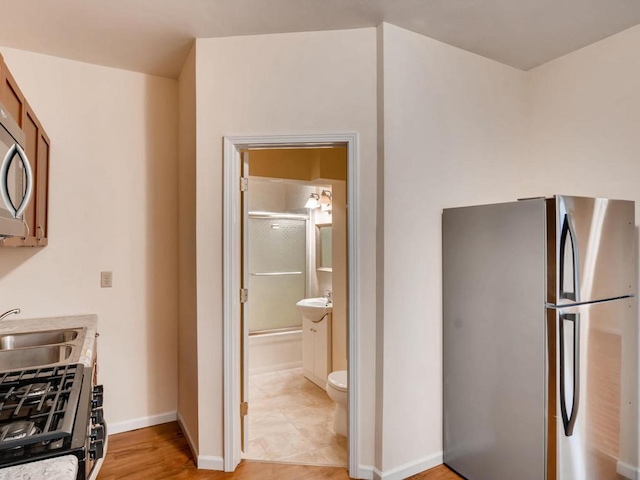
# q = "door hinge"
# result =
<box><xmin>240</xmin><ymin>177</ymin><xmax>249</xmax><ymax>192</ymax></box>
<box><xmin>241</xmin><ymin>401</ymin><xmax>249</xmax><ymax>416</ymax></box>
<box><xmin>240</xmin><ymin>288</ymin><xmax>248</xmax><ymax>303</ymax></box>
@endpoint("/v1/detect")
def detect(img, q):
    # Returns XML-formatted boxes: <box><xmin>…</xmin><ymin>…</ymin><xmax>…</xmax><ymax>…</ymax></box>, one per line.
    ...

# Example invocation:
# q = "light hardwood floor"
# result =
<box><xmin>98</xmin><ymin>422</ymin><xmax>462</xmax><ymax>479</ymax></box>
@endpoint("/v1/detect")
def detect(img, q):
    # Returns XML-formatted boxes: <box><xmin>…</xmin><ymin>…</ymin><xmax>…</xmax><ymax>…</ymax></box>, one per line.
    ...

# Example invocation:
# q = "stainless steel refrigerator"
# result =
<box><xmin>443</xmin><ymin>195</ymin><xmax>638</xmax><ymax>480</ymax></box>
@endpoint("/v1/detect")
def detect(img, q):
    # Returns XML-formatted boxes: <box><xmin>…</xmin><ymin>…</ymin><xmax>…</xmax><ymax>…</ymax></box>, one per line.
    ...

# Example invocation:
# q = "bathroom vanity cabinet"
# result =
<box><xmin>302</xmin><ymin>314</ymin><xmax>332</xmax><ymax>389</ymax></box>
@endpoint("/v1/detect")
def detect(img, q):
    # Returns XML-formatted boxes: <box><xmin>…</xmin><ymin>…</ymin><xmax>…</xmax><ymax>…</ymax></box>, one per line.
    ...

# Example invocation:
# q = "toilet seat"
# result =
<box><xmin>328</xmin><ymin>370</ymin><xmax>347</xmax><ymax>392</ymax></box>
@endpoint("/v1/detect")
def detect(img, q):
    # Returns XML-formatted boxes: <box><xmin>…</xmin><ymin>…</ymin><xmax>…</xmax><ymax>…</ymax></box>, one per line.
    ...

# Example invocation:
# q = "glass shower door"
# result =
<box><xmin>248</xmin><ymin>216</ymin><xmax>307</xmax><ymax>333</ymax></box>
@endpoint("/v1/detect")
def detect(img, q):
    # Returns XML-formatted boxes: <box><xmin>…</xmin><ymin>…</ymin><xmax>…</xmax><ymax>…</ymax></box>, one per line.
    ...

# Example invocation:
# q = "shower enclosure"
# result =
<box><xmin>247</xmin><ymin>213</ymin><xmax>307</xmax><ymax>333</ymax></box>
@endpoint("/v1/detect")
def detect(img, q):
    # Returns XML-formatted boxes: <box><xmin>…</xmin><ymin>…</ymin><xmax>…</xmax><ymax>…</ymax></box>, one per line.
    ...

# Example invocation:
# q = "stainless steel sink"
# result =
<box><xmin>0</xmin><ymin>327</ymin><xmax>86</xmax><ymax>372</ymax></box>
<box><xmin>0</xmin><ymin>329</ymin><xmax>79</xmax><ymax>350</ymax></box>
<box><xmin>0</xmin><ymin>345</ymin><xmax>73</xmax><ymax>371</ymax></box>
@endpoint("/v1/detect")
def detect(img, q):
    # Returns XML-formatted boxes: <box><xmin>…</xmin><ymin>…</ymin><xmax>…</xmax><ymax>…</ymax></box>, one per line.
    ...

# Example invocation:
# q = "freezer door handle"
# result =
<box><xmin>559</xmin><ymin>214</ymin><xmax>580</xmax><ymax>302</ymax></box>
<box><xmin>559</xmin><ymin>312</ymin><xmax>580</xmax><ymax>436</ymax></box>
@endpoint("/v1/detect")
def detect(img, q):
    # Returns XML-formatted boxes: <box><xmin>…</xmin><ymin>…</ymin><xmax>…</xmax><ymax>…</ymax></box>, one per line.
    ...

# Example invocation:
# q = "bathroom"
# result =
<box><xmin>242</xmin><ymin>147</ymin><xmax>348</xmax><ymax>466</ymax></box>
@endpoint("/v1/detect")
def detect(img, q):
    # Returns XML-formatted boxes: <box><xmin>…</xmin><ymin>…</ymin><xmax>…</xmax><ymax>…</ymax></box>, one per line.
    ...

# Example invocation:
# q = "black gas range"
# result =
<box><xmin>0</xmin><ymin>363</ymin><xmax>105</xmax><ymax>479</ymax></box>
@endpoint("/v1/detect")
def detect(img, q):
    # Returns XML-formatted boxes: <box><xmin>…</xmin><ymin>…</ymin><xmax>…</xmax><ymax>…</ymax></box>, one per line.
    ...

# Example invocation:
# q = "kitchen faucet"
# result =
<box><xmin>0</xmin><ymin>308</ymin><xmax>20</xmax><ymax>321</ymax></box>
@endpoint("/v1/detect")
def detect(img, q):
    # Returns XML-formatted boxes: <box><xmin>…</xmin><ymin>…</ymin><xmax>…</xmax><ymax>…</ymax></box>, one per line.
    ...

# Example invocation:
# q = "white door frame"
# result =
<box><xmin>222</xmin><ymin>133</ymin><xmax>360</xmax><ymax>476</ymax></box>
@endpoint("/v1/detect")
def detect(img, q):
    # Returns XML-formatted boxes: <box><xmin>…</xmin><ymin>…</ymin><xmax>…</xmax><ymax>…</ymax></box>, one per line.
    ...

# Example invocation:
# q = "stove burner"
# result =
<box><xmin>15</xmin><ymin>383</ymin><xmax>50</xmax><ymax>398</ymax></box>
<box><xmin>1</xmin><ymin>421</ymin><xmax>39</xmax><ymax>441</ymax></box>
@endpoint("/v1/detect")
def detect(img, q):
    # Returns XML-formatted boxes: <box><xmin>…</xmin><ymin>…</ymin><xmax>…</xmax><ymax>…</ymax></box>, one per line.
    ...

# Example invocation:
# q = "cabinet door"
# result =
<box><xmin>35</xmin><ymin>129</ymin><xmax>49</xmax><ymax>243</ymax></box>
<box><xmin>314</xmin><ymin>317</ymin><xmax>331</xmax><ymax>383</ymax></box>
<box><xmin>302</xmin><ymin>317</ymin><xmax>315</xmax><ymax>375</ymax></box>
<box><xmin>22</xmin><ymin>108</ymin><xmax>38</xmax><ymax>235</ymax></box>
<box><xmin>0</xmin><ymin>59</ymin><xmax>25</xmax><ymax>128</ymax></box>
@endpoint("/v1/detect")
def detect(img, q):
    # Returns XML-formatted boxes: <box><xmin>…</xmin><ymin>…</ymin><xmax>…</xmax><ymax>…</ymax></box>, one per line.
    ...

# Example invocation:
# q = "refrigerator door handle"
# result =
<box><xmin>559</xmin><ymin>214</ymin><xmax>580</xmax><ymax>302</ymax></box>
<box><xmin>559</xmin><ymin>312</ymin><xmax>580</xmax><ymax>436</ymax></box>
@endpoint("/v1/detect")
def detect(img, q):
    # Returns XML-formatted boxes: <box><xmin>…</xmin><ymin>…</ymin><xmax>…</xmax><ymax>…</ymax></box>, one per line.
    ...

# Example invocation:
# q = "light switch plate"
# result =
<box><xmin>100</xmin><ymin>271</ymin><xmax>113</xmax><ymax>288</ymax></box>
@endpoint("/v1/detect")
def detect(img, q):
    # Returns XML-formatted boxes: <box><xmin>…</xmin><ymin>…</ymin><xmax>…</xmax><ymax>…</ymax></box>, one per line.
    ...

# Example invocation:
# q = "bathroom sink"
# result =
<box><xmin>0</xmin><ymin>329</ymin><xmax>80</xmax><ymax>350</ymax></box>
<box><xmin>0</xmin><ymin>345</ymin><xmax>74</xmax><ymax>372</ymax></box>
<box><xmin>296</xmin><ymin>298</ymin><xmax>332</xmax><ymax>322</ymax></box>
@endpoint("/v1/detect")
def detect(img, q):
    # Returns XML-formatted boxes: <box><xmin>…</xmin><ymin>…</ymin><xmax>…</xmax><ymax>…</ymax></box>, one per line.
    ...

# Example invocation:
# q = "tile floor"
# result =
<box><xmin>244</xmin><ymin>367</ymin><xmax>348</xmax><ymax>466</ymax></box>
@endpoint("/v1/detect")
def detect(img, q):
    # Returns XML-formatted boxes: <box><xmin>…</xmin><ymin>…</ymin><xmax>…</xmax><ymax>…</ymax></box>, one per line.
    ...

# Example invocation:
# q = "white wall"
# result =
<box><xmin>377</xmin><ymin>23</ymin><xmax>528</xmax><ymax>474</ymax></box>
<box><xmin>527</xmin><ymin>24</ymin><xmax>640</xmax><ymax>203</ymax></box>
<box><xmin>0</xmin><ymin>48</ymin><xmax>179</xmax><ymax>429</ymax></box>
<box><xmin>194</xmin><ymin>28</ymin><xmax>378</xmax><ymax>466</ymax></box>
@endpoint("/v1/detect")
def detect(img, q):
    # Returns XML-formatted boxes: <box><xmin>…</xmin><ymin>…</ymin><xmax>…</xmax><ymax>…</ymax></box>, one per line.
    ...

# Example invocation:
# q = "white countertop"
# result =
<box><xmin>0</xmin><ymin>455</ymin><xmax>78</xmax><ymax>480</ymax></box>
<box><xmin>0</xmin><ymin>314</ymin><xmax>98</xmax><ymax>367</ymax></box>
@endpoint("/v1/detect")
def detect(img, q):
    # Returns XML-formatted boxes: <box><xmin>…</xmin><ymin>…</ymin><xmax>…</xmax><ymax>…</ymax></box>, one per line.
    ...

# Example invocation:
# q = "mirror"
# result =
<box><xmin>316</xmin><ymin>224</ymin><xmax>332</xmax><ymax>271</ymax></box>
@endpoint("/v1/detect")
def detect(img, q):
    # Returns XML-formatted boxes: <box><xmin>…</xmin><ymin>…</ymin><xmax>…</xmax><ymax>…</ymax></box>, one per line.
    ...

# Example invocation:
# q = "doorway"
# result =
<box><xmin>222</xmin><ymin>134</ymin><xmax>360</xmax><ymax>476</ymax></box>
<box><xmin>243</xmin><ymin>173</ymin><xmax>346</xmax><ymax>465</ymax></box>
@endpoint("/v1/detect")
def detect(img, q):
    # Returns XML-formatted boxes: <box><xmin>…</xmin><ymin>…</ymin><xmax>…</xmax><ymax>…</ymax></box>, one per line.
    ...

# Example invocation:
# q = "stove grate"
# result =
<box><xmin>0</xmin><ymin>363</ymin><xmax>83</xmax><ymax>452</ymax></box>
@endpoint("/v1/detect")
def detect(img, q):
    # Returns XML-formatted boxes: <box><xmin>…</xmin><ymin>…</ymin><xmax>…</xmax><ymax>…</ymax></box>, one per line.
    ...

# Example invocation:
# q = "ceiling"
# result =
<box><xmin>0</xmin><ymin>0</ymin><xmax>639</xmax><ymax>79</ymax></box>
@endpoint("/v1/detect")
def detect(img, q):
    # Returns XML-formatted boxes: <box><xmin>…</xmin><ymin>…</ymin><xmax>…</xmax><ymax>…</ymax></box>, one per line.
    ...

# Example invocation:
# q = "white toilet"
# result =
<box><xmin>326</xmin><ymin>370</ymin><xmax>348</xmax><ymax>436</ymax></box>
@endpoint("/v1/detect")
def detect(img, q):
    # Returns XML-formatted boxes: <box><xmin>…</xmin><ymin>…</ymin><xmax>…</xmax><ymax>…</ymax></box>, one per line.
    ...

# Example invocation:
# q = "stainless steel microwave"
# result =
<box><xmin>0</xmin><ymin>101</ymin><xmax>33</xmax><ymax>237</ymax></box>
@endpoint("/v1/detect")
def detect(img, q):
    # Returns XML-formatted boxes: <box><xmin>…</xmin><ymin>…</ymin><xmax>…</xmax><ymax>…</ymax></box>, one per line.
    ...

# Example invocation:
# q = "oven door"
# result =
<box><xmin>0</xmin><ymin>105</ymin><xmax>32</xmax><ymax>237</ymax></box>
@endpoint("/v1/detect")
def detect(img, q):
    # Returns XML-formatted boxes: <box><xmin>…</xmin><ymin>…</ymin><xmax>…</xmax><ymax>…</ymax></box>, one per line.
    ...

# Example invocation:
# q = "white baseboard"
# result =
<box><xmin>198</xmin><ymin>455</ymin><xmax>224</xmax><ymax>470</ymax></box>
<box><xmin>373</xmin><ymin>452</ymin><xmax>443</xmax><ymax>480</ymax></box>
<box><xmin>357</xmin><ymin>465</ymin><xmax>375</xmax><ymax>480</ymax></box>
<box><xmin>177</xmin><ymin>412</ymin><xmax>198</xmax><ymax>461</ymax></box>
<box><xmin>617</xmin><ymin>460</ymin><xmax>639</xmax><ymax>480</ymax></box>
<box><xmin>108</xmin><ymin>411</ymin><xmax>177</xmax><ymax>435</ymax></box>
<box><xmin>176</xmin><ymin>412</ymin><xmax>223</xmax><ymax>471</ymax></box>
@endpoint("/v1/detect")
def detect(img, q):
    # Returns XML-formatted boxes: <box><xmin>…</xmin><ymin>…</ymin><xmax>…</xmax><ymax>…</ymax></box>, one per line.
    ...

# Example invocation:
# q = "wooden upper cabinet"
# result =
<box><xmin>0</xmin><ymin>54</ymin><xmax>50</xmax><ymax>247</ymax></box>
<box><xmin>36</xmin><ymin>128</ymin><xmax>50</xmax><ymax>243</ymax></box>
<box><xmin>0</xmin><ymin>62</ymin><xmax>25</xmax><ymax>129</ymax></box>
<box><xmin>23</xmin><ymin>109</ymin><xmax>38</xmax><ymax>236</ymax></box>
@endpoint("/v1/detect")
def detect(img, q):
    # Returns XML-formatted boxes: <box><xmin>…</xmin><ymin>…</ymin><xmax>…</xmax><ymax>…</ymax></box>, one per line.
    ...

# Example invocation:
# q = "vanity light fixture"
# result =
<box><xmin>320</xmin><ymin>190</ymin><xmax>332</xmax><ymax>212</ymax></box>
<box><xmin>304</xmin><ymin>193</ymin><xmax>320</xmax><ymax>209</ymax></box>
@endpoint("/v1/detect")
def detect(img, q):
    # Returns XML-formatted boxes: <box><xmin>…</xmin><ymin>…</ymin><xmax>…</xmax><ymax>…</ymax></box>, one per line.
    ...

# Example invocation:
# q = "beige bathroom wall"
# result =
<box><xmin>249</xmin><ymin>147</ymin><xmax>347</xmax><ymax>182</ymax></box>
<box><xmin>0</xmin><ymin>47</ymin><xmax>179</xmax><ymax>429</ymax></box>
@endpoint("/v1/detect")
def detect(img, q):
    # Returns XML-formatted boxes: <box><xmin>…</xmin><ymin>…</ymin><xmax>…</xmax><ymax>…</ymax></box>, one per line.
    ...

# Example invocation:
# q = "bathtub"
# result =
<box><xmin>248</xmin><ymin>328</ymin><xmax>302</xmax><ymax>375</ymax></box>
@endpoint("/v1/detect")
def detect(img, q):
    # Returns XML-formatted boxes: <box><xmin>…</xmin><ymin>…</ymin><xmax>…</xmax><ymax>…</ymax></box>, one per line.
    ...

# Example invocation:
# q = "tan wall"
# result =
<box><xmin>177</xmin><ymin>44</ymin><xmax>199</xmax><ymax>453</ymax></box>
<box><xmin>0</xmin><ymin>47</ymin><xmax>179</xmax><ymax>428</ymax></box>
<box><xmin>249</xmin><ymin>147</ymin><xmax>347</xmax><ymax>181</ymax></box>
<box><xmin>194</xmin><ymin>28</ymin><xmax>378</xmax><ymax>463</ymax></box>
